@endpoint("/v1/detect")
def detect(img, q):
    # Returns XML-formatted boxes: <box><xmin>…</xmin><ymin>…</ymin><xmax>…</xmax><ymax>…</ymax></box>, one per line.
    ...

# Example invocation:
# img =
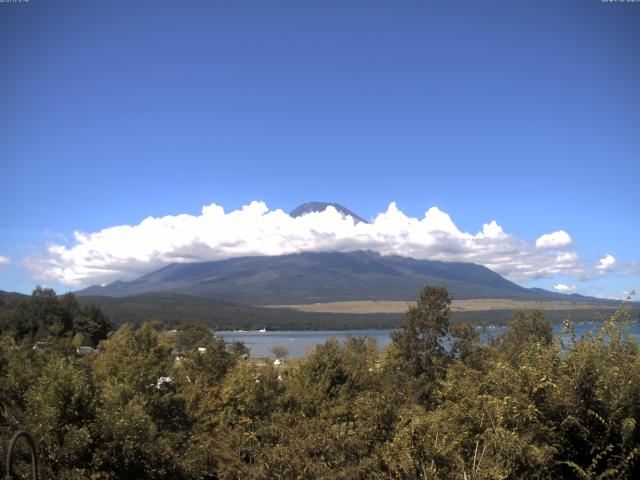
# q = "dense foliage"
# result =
<box><xmin>0</xmin><ymin>287</ymin><xmax>111</xmax><ymax>346</ymax></box>
<box><xmin>1</xmin><ymin>286</ymin><xmax>639</xmax><ymax>479</ymax></box>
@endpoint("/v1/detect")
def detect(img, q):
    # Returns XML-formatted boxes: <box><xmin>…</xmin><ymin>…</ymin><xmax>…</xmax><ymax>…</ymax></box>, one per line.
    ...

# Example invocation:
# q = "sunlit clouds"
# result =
<box><xmin>535</xmin><ymin>230</ymin><xmax>572</xmax><ymax>249</ymax></box>
<box><xmin>553</xmin><ymin>283</ymin><xmax>577</xmax><ymax>294</ymax></box>
<box><xmin>596</xmin><ymin>254</ymin><xmax>616</xmax><ymax>274</ymax></box>
<box><xmin>30</xmin><ymin>201</ymin><xmax>614</xmax><ymax>287</ymax></box>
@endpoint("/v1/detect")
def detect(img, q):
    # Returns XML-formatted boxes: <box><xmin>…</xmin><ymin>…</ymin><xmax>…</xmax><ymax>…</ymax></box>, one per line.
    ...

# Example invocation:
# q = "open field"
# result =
<box><xmin>264</xmin><ymin>299</ymin><xmax>622</xmax><ymax>314</ymax></box>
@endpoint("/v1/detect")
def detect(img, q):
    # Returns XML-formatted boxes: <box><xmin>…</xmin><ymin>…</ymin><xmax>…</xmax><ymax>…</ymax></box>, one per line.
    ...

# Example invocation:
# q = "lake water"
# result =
<box><xmin>217</xmin><ymin>322</ymin><xmax>640</xmax><ymax>358</ymax></box>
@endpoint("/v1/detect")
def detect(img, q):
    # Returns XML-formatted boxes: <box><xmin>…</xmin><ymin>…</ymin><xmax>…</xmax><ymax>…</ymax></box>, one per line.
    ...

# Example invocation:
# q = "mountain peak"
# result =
<box><xmin>289</xmin><ymin>202</ymin><xmax>367</xmax><ymax>224</ymax></box>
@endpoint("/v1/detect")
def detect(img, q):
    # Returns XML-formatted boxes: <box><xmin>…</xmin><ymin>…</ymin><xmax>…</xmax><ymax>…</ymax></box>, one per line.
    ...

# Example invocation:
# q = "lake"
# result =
<box><xmin>217</xmin><ymin>322</ymin><xmax>640</xmax><ymax>358</ymax></box>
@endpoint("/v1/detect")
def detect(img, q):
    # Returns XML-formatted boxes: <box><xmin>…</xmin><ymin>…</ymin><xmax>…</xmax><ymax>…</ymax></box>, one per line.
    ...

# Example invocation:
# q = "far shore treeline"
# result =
<box><xmin>1</xmin><ymin>286</ymin><xmax>640</xmax><ymax>479</ymax></box>
<box><xmin>3</xmin><ymin>286</ymin><xmax>635</xmax><ymax>332</ymax></box>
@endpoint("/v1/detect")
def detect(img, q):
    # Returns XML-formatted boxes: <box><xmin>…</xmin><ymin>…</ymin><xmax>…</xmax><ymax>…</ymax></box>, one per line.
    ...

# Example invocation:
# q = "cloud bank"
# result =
<box><xmin>0</xmin><ymin>256</ymin><xmax>11</xmax><ymax>266</ymax></box>
<box><xmin>31</xmin><ymin>201</ymin><xmax>604</xmax><ymax>287</ymax></box>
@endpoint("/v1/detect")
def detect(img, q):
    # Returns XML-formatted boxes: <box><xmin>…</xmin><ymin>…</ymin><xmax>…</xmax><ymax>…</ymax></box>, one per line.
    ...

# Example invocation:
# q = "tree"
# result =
<box><xmin>0</xmin><ymin>289</ymin><xmax>110</xmax><ymax>344</ymax></box>
<box><xmin>25</xmin><ymin>357</ymin><xmax>95</xmax><ymax>479</ymax></box>
<box><xmin>90</xmin><ymin>323</ymin><xmax>184</xmax><ymax>479</ymax></box>
<box><xmin>175</xmin><ymin>321</ymin><xmax>213</xmax><ymax>352</ymax></box>
<box><xmin>72</xmin><ymin>304</ymin><xmax>112</xmax><ymax>346</ymax></box>
<box><xmin>289</xmin><ymin>338</ymin><xmax>350</xmax><ymax>417</ymax></box>
<box><xmin>59</xmin><ymin>292</ymin><xmax>80</xmax><ymax>318</ymax></box>
<box><xmin>501</xmin><ymin>309</ymin><xmax>552</xmax><ymax>361</ymax></box>
<box><xmin>390</xmin><ymin>285</ymin><xmax>452</xmax><ymax>404</ymax></box>
<box><xmin>30</xmin><ymin>286</ymin><xmax>72</xmax><ymax>337</ymax></box>
<box><xmin>450</xmin><ymin>322</ymin><xmax>486</xmax><ymax>370</ymax></box>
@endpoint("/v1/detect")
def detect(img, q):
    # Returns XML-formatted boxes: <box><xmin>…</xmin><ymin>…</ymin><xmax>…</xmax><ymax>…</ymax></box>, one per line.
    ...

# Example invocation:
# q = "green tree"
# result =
<box><xmin>90</xmin><ymin>323</ymin><xmax>184</xmax><ymax>478</ymax></box>
<box><xmin>289</xmin><ymin>338</ymin><xmax>350</xmax><ymax>417</ymax></box>
<box><xmin>551</xmin><ymin>309</ymin><xmax>640</xmax><ymax>479</ymax></box>
<box><xmin>25</xmin><ymin>357</ymin><xmax>95</xmax><ymax>479</ymax></box>
<box><xmin>390</xmin><ymin>285</ymin><xmax>452</xmax><ymax>404</ymax></box>
<box><xmin>450</xmin><ymin>322</ymin><xmax>486</xmax><ymax>370</ymax></box>
<box><xmin>72</xmin><ymin>304</ymin><xmax>112</xmax><ymax>346</ymax></box>
<box><xmin>175</xmin><ymin>321</ymin><xmax>214</xmax><ymax>352</ymax></box>
<box><xmin>0</xmin><ymin>288</ymin><xmax>110</xmax><ymax>345</ymax></box>
<box><xmin>501</xmin><ymin>309</ymin><xmax>552</xmax><ymax>356</ymax></box>
<box><xmin>30</xmin><ymin>286</ymin><xmax>72</xmax><ymax>337</ymax></box>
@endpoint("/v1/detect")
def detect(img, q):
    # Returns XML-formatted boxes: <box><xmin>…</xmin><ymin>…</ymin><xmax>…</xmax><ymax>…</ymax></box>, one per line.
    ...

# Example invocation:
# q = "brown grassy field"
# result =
<box><xmin>263</xmin><ymin>299</ymin><xmax>619</xmax><ymax>314</ymax></box>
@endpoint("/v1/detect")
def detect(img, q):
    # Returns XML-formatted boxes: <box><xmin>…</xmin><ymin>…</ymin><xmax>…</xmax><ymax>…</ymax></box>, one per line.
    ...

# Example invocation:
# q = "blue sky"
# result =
<box><xmin>0</xmin><ymin>0</ymin><xmax>638</xmax><ymax>299</ymax></box>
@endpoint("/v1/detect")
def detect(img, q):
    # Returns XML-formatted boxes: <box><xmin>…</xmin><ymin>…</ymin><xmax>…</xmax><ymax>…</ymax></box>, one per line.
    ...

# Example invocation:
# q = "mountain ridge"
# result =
<box><xmin>75</xmin><ymin>250</ymin><xmax>610</xmax><ymax>305</ymax></box>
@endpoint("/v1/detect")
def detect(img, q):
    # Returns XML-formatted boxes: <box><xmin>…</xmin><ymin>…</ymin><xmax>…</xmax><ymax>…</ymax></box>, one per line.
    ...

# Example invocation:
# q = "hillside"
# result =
<box><xmin>76</xmin><ymin>250</ymin><xmax>604</xmax><ymax>305</ymax></box>
<box><xmin>0</xmin><ymin>290</ymin><xmax>27</xmax><ymax>303</ymax></box>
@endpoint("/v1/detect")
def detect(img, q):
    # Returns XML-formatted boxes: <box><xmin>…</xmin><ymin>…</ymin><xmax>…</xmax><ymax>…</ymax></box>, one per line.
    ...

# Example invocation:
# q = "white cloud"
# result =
<box><xmin>596</xmin><ymin>254</ymin><xmax>616</xmax><ymax>274</ymax></box>
<box><xmin>536</xmin><ymin>230</ymin><xmax>572</xmax><ymax>249</ymax></box>
<box><xmin>554</xmin><ymin>283</ymin><xmax>577</xmax><ymax>294</ymax></box>
<box><xmin>28</xmin><ymin>201</ymin><xmax>601</xmax><ymax>287</ymax></box>
<box><xmin>0</xmin><ymin>256</ymin><xmax>11</xmax><ymax>266</ymax></box>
